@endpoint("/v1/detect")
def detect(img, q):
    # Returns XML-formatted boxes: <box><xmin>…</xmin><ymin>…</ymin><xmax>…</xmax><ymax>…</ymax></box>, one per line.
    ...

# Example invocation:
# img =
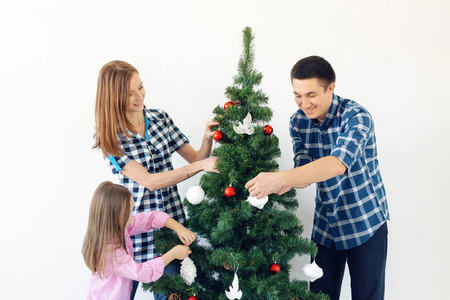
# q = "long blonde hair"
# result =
<box><xmin>93</xmin><ymin>60</ymin><xmax>139</xmax><ymax>156</ymax></box>
<box><xmin>82</xmin><ymin>181</ymin><xmax>132</xmax><ymax>278</ymax></box>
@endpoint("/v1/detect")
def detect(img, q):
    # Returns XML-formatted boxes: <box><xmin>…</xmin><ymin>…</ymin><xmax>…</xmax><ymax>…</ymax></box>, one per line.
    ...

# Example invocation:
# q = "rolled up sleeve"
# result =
<box><xmin>107</xmin><ymin>154</ymin><xmax>131</xmax><ymax>174</ymax></box>
<box><xmin>290</xmin><ymin>116</ymin><xmax>313</xmax><ymax>168</ymax></box>
<box><xmin>330</xmin><ymin>110</ymin><xmax>373</xmax><ymax>170</ymax></box>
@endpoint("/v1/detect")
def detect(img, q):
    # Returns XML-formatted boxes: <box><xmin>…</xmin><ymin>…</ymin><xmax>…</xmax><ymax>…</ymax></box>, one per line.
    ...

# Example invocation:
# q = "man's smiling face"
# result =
<box><xmin>292</xmin><ymin>77</ymin><xmax>335</xmax><ymax>123</ymax></box>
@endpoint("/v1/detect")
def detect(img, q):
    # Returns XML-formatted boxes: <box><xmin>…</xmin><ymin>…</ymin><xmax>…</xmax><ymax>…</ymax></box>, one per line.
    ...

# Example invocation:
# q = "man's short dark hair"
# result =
<box><xmin>290</xmin><ymin>56</ymin><xmax>336</xmax><ymax>89</ymax></box>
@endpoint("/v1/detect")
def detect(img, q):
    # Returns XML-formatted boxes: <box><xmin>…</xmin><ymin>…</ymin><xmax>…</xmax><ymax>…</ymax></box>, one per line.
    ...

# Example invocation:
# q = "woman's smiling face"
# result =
<box><xmin>127</xmin><ymin>72</ymin><xmax>145</xmax><ymax>113</ymax></box>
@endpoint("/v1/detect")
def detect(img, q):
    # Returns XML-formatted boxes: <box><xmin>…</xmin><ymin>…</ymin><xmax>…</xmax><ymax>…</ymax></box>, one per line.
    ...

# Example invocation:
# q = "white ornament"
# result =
<box><xmin>225</xmin><ymin>272</ymin><xmax>242</xmax><ymax>300</ymax></box>
<box><xmin>302</xmin><ymin>260</ymin><xmax>323</xmax><ymax>282</ymax></box>
<box><xmin>246</xmin><ymin>195</ymin><xmax>269</xmax><ymax>209</ymax></box>
<box><xmin>180</xmin><ymin>257</ymin><xmax>197</xmax><ymax>286</ymax></box>
<box><xmin>233</xmin><ymin>112</ymin><xmax>255</xmax><ymax>135</ymax></box>
<box><xmin>186</xmin><ymin>186</ymin><xmax>205</xmax><ymax>205</ymax></box>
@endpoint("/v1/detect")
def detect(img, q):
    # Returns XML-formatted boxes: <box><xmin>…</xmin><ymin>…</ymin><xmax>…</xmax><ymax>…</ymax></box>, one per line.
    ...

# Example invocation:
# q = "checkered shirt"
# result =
<box><xmin>290</xmin><ymin>94</ymin><xmax>389</xmax><ymax>250</ymax></box>
<box><xmin>107</xmin><ymin>108</ymin><xmax>188</xmax><ymax>263</ymax></box>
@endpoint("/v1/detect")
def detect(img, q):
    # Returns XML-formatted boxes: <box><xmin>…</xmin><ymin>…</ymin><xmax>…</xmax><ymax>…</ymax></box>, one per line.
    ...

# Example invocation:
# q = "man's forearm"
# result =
<box><xmin>283</xmin><ymin>155</ymin><xmax>347</xmax><ymax>187</ymax></box>
<box><xmin>246</xmin><ymin>155</ymin><xmax>347</xmax><ymax>198</ymax></box>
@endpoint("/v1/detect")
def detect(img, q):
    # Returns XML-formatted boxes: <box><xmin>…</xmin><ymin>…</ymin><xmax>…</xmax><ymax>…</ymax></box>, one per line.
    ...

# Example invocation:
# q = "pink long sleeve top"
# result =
<box><xmin>87</xmin><ymin>210</ymin><xmax>170</xmax><ymax>300</ymax></box>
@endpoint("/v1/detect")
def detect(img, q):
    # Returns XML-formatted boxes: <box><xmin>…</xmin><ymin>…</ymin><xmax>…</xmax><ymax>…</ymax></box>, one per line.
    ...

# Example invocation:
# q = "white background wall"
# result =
<box><xmin>1</xmin><ymin>0</ymin><xmax>448</xmax><ymax>299</ymax></box>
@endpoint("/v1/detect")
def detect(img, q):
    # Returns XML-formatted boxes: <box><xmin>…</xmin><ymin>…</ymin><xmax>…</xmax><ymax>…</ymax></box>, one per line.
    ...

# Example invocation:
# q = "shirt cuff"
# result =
<box><xmin>107</xmin><ymin>155</ymin><xmax>131</xmax><ymax>173</ymax></box>
<box><xmin>330</xmin><ymin>148</ymin><xmax>353</xmax><ymax>170</ymax></box>
<box><xmin>147</xmin><ymin>257</ymin><xmax>165</xmax><ymax>282</ymax></box>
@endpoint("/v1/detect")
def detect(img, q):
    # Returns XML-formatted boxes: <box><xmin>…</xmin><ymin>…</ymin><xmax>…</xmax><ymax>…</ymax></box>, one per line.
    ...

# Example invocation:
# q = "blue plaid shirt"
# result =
<box><xmin>107</xmin><ymin>108</ymin><xmax>188</xmax><ymax>263</ymax></box>
<box><xmin>290</xmin><ymin>94</ymin><xmax>389</xmax><ymax>250</ymax></box>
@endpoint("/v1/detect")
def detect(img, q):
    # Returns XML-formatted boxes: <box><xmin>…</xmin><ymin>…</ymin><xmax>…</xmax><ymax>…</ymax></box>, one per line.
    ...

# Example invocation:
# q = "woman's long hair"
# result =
<box><xmin>82</xmin><ymin>181</ymin><xmax>132</xmax><ymax>279</ymax></box>
<box><xmin>93</xmin><ymin>60</ymin><xmax>138</xmax><ymax>156</ymax></box>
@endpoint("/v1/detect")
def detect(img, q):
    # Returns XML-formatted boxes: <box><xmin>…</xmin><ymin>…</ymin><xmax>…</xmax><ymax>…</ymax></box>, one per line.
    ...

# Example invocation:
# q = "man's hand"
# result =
<box><xmin>245</xmin><ymin>171</ymin><xmax>291</xmax><ymax>199</ymax></box>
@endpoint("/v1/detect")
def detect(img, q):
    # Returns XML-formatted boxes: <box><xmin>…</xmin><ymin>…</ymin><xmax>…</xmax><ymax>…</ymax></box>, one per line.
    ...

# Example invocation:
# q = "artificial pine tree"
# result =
<box><xmin>144</xmin><ymin>27</ymin><xmax>329</xmax><ymax>300</ymax></box>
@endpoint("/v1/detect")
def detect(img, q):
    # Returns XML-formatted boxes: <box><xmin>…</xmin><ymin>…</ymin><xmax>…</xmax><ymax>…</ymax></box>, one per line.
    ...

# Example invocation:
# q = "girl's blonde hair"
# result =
<box><xmin>93</xmin><ymin>60</ymin><xmax>138</xmax><ymax>156</ymax></box>
<box><xmin>82</xmin><ymin>181</ymin><xmax>132</xmax><ymax>278</ymax></box>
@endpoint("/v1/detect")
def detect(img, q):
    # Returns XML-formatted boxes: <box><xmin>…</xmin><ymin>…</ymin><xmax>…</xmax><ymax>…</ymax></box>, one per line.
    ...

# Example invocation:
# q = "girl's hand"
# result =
<box><xmin>201</xmin><ymin>157</ymin><xmax>219</xmax><ymax>173</ymax></box>
<box><xmin>171</xmin><ymin>245</ymin><xmax>192</xmax><ymax>260</ymax></box>
<box><xmin>204</xmin><ymin>119</ymin><xmax>220</xmax><ymax>139</ymax></box>
<box><xmin>177</xmin><ymin>227</ymin><xmax>197</xmax><ymax>246</ymax></box>
<box><xmin>162</xmin><ymin>245</ymin><xmax>192</xmax><ymax>264</ymax></box>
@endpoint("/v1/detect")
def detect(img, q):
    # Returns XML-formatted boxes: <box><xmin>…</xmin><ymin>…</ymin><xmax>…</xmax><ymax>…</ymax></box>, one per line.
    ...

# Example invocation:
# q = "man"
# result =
<box><xmin>245</xmin><ymin>56</ymin><xmax>389</xmax><ymax>300</ymax></box>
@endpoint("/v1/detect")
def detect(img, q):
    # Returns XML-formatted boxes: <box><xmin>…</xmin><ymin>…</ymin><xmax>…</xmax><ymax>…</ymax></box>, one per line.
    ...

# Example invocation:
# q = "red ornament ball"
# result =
<box><xmin>187</xmin><ymin>297</ymin><xmax>198</xmax><ymax>300</ymax></box>
<box><xmin>264</xmin><ymin>125</ymin><xmax>273</xmax><ymax>135</ymax></box>
<box><xmin>213</xmin><ymin>131</ymin><xmax>223</xmax><ymax>141</ymax></box>
<box><xmin>224</xmin><ymin>186</ymin><xmax>236</xmax><ymax>198</ymax></box>
<box><xmin>224</xmin><ymin>101</ymin><xmax>234</xmax><ymax>110</ymax></box>
<box><xmin>269</xmin><ymin>263</ymin><xmax>281</xmax><ymax>274</ymax></box>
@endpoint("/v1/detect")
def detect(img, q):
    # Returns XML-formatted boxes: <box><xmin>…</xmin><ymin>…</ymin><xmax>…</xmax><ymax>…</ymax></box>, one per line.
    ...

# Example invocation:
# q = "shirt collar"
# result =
<box><xmin>126</xmin><ymin>109</ymin><xmax>150</xmax><ymax>140</ymax></box>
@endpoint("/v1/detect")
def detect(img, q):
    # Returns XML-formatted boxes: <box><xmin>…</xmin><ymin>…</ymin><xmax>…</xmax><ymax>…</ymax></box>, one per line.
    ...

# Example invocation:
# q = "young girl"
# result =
<box><xmin>93</xmin><ymin>60</ymin><xmax>219</xmax><ymax>299</ymax></box>
<box><xmin>82</xmin><ymin>181</ymin><xmax>196</xmax><ymax>300</ymax></box>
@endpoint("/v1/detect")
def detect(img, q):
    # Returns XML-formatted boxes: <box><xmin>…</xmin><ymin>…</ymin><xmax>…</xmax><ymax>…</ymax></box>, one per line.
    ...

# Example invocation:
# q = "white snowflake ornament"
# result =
<box><xmin>186</xmin><ymin>186</ymin><xmax>205</xmax><ymax>205</ymax></box>
<box><xmin>302</xmin><ymin>260</ymin><xmax>323</xmax><ymax>282</ymax></box>
<box><xmin>246</xmin><ymin>195</ymin><xmax>269</xmax><ymax>209</ymax></box>
<box><xmin>225</xmin><ymin>272</ymin><xmax>242</xmax><ymax>299</ymax></box>
<box><xmin>233</xmin><ymin>112</ymin><xmax>255</xmax><ymax>135</ymax></box>
<box><xmin>180</xmin><ymin>257</ymin><xmax>197</xmax><ymax>286</ymax></box>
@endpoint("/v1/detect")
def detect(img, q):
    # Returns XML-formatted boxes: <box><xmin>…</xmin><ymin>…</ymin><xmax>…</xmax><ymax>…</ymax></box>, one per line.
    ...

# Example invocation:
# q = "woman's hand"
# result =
<box><xmin>204</xmin><ymin>119</ymin><xmax>220</xmax><ymax>140</ymax></box>
<box><xmin>176</xmin><ymin>226</ymin><xmax>197</xmax><ymax>246</ymax></box>
<box><xmin>176</xmin><ymin>118</ymin><xmax>219</xmax><ymax>164</ymax></box>
<box><xmin>201</xmin><ymin>157</ymin><xmax>219</xmax><ymax>173</ymax></box>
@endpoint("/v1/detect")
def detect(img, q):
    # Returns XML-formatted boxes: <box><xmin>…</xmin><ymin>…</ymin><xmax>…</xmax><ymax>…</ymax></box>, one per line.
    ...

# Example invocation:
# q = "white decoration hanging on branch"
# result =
<box><xmin>186</xmin><ymin>185</ymin><xmax>205</xmax><ymax>205</ymax></box>
<box><xmin>302</xmin><ymin>260</ymin><xmax>323</xmax><ymax>282</ymax></box>
<box><xmin>225</xmin><ymin>272</ymin><xmax>242</xmax><ymax>300</ymax></box>
<box><xmin>180</xmin><ymin>257</ymin><xmax>197</xmax><ymax>286</ymax></box>
<box><xmin>246</xmin><ymin>195</ymin><xmax>269</xmax><ymax>209</ymax></box>
<box><xmin>233</xmin><ymin>112</ymin><xmax>255</xmax><ymax>135</ymax></box>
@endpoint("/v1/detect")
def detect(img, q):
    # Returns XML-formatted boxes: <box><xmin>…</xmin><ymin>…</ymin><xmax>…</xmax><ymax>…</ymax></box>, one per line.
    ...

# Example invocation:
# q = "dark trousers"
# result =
<box><xmin>130</xmin><ymin>261</ymin><xmax>179</xmax><ymax>300</ymax></box>
<box><xmin>310</xmin><ymin>222</ymin><xmax>388</xmax><ymax>300</ymax></box>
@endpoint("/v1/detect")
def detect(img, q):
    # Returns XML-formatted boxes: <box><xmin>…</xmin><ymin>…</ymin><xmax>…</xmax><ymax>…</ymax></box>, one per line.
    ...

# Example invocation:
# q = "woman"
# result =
<box><xmin>93</xmin><ymin>60</ymin><xmax>218</xmax><ymax>299</ymax></box>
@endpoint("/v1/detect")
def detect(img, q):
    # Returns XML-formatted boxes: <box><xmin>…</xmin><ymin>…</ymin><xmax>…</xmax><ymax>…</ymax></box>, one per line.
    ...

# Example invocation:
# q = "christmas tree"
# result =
<box><xmin>144</xmin><ymin>27</ymin><xmax>329</xmax><ymax>300</ymax></box>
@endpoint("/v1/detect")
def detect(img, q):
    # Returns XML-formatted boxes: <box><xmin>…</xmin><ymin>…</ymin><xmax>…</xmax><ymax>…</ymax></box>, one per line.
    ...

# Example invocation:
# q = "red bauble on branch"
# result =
<box><xmin>263</xmin><ymin>125</ymin><xmax>273</xmax><ymax>135</ymax></box>
<box><xmin>269</xmin><ymin>263</ymin><xmax>281</xmax><ymax>274</ymax></box>
<box><xmin>187</xmin><ymin>296</ymin><xmax>198</xmax><ymax>300</ymax></box>
<box><xmin>224</xmin><ymin>101</ymin><xmax>234</xmax><ymax>110</ymax></box>
<box><xmin>213</xmin><ymin>131</ymin><xmax>223</xmax><ymax>141</ymax></box>
<box><xmin>224</xmin><ymin>186</ymin><xmax>236</xmax><ymax>198</ymax></box>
